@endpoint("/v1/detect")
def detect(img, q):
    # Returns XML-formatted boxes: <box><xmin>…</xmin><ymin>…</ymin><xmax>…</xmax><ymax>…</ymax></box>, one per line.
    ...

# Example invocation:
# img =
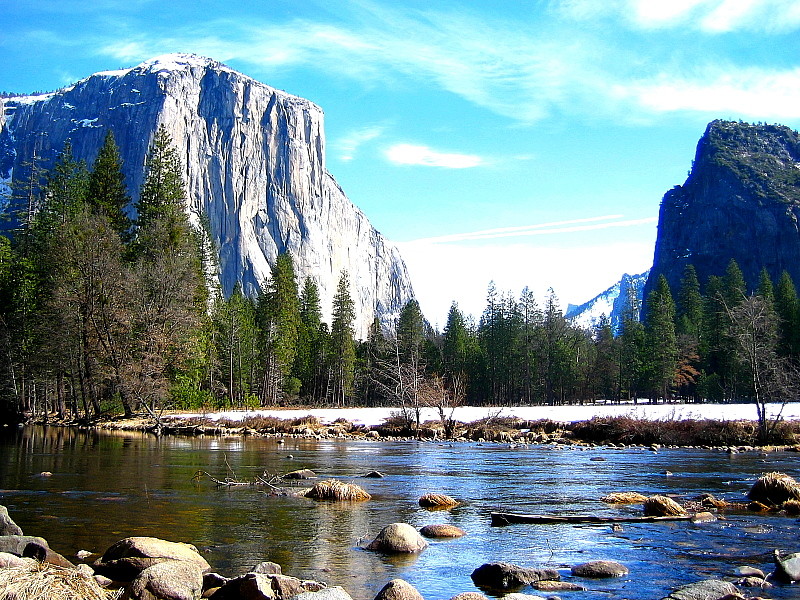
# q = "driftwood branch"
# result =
<box><xmin>491</xmin><ymin>511</ymin><xmax>694</xmax><ymax>526</ymax></box>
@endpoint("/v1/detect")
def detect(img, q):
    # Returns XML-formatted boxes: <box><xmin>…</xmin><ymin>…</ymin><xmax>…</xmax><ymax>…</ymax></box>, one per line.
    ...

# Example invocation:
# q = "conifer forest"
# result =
<box><xmin>1</xmin><ymin>132</ymin><xmax>799</xmax><ymax>425</ymax></box>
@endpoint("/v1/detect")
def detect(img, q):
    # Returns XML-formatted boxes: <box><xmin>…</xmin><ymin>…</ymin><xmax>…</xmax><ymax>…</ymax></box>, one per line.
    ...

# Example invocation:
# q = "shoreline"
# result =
<box><xmin>77</xmin><ymin>401</ymin><xmax>800</xmax><ymax>451</ymax></box>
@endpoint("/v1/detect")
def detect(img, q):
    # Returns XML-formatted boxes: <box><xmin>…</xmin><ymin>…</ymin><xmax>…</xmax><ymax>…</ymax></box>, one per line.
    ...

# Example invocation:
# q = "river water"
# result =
<box><xmin>1</xmin><ymin>426</ymin><xmax>799</xmax><ymax>600</ymax></box>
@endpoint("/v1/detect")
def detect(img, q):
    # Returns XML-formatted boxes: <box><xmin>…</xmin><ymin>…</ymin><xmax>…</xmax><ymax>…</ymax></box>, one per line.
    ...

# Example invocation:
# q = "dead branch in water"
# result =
<box><xmin>192</xmin><ymin>470</ymin><xmax>283</xmax><ymax>493</ymax></box>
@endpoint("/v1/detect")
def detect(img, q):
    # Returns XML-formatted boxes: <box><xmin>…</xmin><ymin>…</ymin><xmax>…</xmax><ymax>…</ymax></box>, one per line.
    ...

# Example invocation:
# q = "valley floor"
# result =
<box><xmin>172</xmin><ymin>401</ymin><xmax>800</xmax><ymax>428</ymax></box>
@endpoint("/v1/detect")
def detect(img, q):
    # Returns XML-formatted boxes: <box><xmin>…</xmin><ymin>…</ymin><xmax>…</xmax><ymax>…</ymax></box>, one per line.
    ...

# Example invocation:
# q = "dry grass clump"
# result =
<box><xmin>782</xmin><ymin>499</ymin><xmax>800</xmax><ymax>515</ymax></box>
<box><xmin>304</xmin><ymin>479</ymin><xmax>371</xmax><ymax>501</ymax></box>
<box><xmin>747</xmin><ymin>472</ymin><xmax>800</xmax><ymax>506</ymax></box>
<box><xmin>643</xmin><ymin>495</ymin><xmax>687</xmax><ymax>516</ymax></box>
<box><xmin>601</xmin><ymin>492</ymin><xmax>648</xmax><ymax>504</ymax></box>
<box><xmin>0</xmin><ymin>562</ymin><xmax>121</xmax><ymax>600</ymax></box>
<box><xmin>418</xmin><ymin>493</ymin><xmax>460</xmax><ymax>508</ymax></box>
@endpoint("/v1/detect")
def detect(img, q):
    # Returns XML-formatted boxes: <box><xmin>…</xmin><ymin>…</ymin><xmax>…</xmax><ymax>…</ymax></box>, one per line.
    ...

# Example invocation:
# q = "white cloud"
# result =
<box><xmin>385</xmin><ymin>143</ymin><xmax>485</xmax><ymax>168</ymax></box>
<box><xmin>617</xmin><ymin>67</ymin><xmax>800</xmax><ymax>120</ymax></box>
<box><xmin>336</xmin><ymin>125</ymin><xmax>385</xmax><ymax>161</ymax></box>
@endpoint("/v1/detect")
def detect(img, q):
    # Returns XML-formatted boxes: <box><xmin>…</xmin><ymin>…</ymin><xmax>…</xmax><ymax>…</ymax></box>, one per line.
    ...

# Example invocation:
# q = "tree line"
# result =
<box><xmin>1</xmin><ymin>131</ymin><xmax>798</xmax><ymax>426</ymax></box>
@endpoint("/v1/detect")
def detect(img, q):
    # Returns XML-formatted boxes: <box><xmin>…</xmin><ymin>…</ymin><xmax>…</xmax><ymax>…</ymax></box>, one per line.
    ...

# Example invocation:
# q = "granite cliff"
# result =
<box><xmin>0</xmin><ymin>54</ymin><xmax>413</xmax><ymax>337</ymax></box>
<box><xmin>644</xmin><ymin>120</ymin><xmax>800</xmax><ymax>302</ymax></box>
<box><xmin>566</xmin><ymin>271</ymin><xmax>648</xmax><ymax>334</ymax></box>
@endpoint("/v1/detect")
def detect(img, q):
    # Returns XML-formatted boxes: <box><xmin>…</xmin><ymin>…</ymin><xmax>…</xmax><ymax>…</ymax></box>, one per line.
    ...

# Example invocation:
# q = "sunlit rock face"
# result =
<box><xmin>644</xmin><ymin>119</ymin><xmax>800</xmax><ymax>301</ymax></box>
<box><xmin>0</xmin><ymin>53</ymin><xmax>413</xmax><ymax>337</ymax></box>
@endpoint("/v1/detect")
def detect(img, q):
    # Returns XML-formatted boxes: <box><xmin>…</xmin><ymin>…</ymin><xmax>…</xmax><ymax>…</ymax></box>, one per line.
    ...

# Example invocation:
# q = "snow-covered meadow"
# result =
<box><xmin>174</xmin><ymin>402</ymin><xmax>800</xmax><ymax>428</ymax></box>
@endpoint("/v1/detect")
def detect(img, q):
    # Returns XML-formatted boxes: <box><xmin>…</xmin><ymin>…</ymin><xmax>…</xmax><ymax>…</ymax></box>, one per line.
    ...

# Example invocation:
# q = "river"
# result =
<box><xmin>1</xmin><ymin>426</ymin><xmax>799</xmax><ymax>599</ymax></box>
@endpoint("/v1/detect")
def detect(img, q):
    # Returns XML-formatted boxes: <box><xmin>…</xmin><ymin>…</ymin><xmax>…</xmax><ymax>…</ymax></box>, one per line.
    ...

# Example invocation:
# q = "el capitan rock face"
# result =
<box><xmin>644</xmin><ymin>120</ymin><xmax>800</xmax><ymax>302</ymax></box>
<box><xmin>0</xmin><ymin>53</ymin><xmax>413</xmax><ymax>336</ymax></box>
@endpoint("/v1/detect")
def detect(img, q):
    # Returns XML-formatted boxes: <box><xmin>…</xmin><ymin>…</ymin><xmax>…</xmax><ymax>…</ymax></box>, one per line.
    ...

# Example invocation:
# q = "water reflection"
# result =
<box><xmin>1</xmin><ymin>426</ymin><xmax>800</xmax><ymax>600</ymax></box>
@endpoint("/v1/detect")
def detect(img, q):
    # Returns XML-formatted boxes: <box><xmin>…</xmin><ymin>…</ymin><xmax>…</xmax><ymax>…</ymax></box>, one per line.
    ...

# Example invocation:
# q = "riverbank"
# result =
<box><xmin>92</xmin><ymin>401</ymin><xmax>800</xmax><ymax>449</ymax></box>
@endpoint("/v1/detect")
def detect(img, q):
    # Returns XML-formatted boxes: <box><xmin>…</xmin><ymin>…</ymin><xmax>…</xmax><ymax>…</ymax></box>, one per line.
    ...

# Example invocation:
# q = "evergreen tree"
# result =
<box><xmin>213</xmin><ymin>284</ymin><xmax>258</xmax><ymax>406</ymax></box>
<box><xmin>259</xmin><ymin>252</ymin><xmax>301</xmax><ymax>402</ymax></box>
<box><xmin>135</xmin><ymin>125</ymin><xmax>190</xmax><ymax>251</ymax></box>
<box><xmin>295</xmin><ymin>278</ymin><xmax>324</xmax><ymax>399</ymax></box>
<box><xmin>775</xmin><ymin>271</ymin><xmax>800</xmax><ymax>359</ymax></box>
<box><xmin>87</xmin><ymin>130</ymin><xmax>131</xmax><ymax>239</ymax></box>
<box><xmin>330</xmin><ymin>271</ymin><xmax>356</xmax><ymax>406</ymax></box>
<box><xmin>676</xmin><ymin>264</ymin><xmax>703</xmax><ymax>340</ymax></box>
<box><xmin>397</xmin><ymin>299</ymin><xmax>425</xmax><ymax>366</ymax></box>
<box><xmin>643</xmin><ymin>274</ymin><xmax>677</xmax><ymax>401</ymax></box>
<box><xmin>442</xmin><ymin>302</ymin><xmax>469</xmax><ymax>379</ymax></box>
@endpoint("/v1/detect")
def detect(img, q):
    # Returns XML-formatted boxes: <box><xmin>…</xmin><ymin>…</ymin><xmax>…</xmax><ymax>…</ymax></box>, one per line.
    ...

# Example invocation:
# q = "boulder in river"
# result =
<box><xmin>773</xmin><ymin>549</ymin><xmax>800</xmax><ymax>582</ymax></box>
<box><xmin>373</xmin><ymin>579</ymin><xmax>425</xmax><ymax>600</ymax></box>
<box><xmin>93</xmin><ymin>537</ymin><xmax>211</xmax><ymax>581</ymax></box>
<box><xmin>0</xmin><ymin>505</ymin><xmax>23</xmax><ymax>536</ymax></box>
<box><xmin>470</xmin><ymin>562</ymin><xmax>560</xmax><ymax>591</ymax></box>
<box><xmin>366</xmin><ymin>523</ymin><xmax>428</xmax><ymax>553</ymax></box>
<box><xmin>571</xmin><ymin>560</ymin><xmax>629</xmax><ymax>578</ymax></box>
<box><xmin>419</xmin><ymin>524</ymin><xmax>465</xmax><ymax>538</ymax></box>
<box><xmin>660</xmin><ymin>579</ymin><xmax>739</xmax><ymax>600</ymax></box>
<box><xmin>124</xmin><ymin>560</ymin><xmax>204</xmax><ymax>600</ymax></box>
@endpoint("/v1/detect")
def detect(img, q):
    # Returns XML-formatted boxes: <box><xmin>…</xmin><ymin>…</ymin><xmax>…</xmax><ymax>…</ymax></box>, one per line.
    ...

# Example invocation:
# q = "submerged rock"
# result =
<box><xmin>660</xmin><ymin>579</ymin><xmax>739</xmax><ymax>600</ymax></box>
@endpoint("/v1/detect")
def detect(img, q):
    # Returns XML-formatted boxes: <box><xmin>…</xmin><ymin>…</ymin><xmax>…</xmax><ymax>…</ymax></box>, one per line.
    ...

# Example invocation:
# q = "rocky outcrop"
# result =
<box><xmin>0</xmin><ymin>53</ymin><xmax>413</xmax><ymax>336</ymax></box>
<box><xmin>644</xmin><ymin>120</ymin><xmax>800</xmax><ymax>302</ymax></box>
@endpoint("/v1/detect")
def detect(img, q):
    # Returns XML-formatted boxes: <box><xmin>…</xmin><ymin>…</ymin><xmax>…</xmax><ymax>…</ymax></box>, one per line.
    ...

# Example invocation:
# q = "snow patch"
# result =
<box><xmin>172</xmin><ymin>402</ymin><xmax>800</xmax><ymax>428</ymax></box>
<box><xmin>72</xmin><ymin>118</ymin><xmax>101</xmax><ymax>128</ymax></box>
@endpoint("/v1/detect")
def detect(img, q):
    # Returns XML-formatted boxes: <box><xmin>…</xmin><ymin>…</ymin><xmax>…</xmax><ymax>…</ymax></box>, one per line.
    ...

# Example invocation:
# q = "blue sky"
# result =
<box><xmin>3</xmin><ymin>0</ymin><xmax>800</xmax><ymax>326</ymax></box>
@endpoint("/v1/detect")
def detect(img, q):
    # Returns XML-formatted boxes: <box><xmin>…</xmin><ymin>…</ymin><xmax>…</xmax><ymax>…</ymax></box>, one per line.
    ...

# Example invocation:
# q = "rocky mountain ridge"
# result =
<box><xmin>644</xmin><ymin>120</ymin><xmax>800</xmax><ymax>301</ymax></box>
<box><xmin>566</xmin><ymin>271</ymin><xmax>648</xmax><ymax>333</ymax></box>
<box><xmin>0</xmin><ymin>54</ymin><xmax>413</xmax><ymax>337</ymax></box>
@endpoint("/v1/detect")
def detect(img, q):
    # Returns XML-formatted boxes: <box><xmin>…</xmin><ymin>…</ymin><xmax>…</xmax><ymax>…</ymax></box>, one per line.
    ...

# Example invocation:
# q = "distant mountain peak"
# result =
<box><xmin>566</xmin><ymin>271</ymin><xmax>648</xmax><ymax>334</ymax></box>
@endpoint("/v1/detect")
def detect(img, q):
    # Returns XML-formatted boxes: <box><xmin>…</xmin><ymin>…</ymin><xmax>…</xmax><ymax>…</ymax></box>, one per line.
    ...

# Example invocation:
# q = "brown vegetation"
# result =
<box><xmin>747</xmin><ymin>472</ymin><xmax>800</xmax><ymax>506</ymax></box>
<box><xmin>600</xmin><ymin>492</ymin><xmax>648</xmax><ymax>504</ymax></box>
<box><xmin>304</xmin><ymin>479</ymin><xmax>371</xmax><ymax>501</ymax></box>
<box><xmin>643</xmin><ymin>495</ymin><xmax>687</xmax><ymax>516</ymax></box>
<box><xmin>418</xmin><ymin>493</ymin><xmax>459</xmax><ymax>509</ymax></box>
<box><xmin>0</xmin><ymin>562</ymin><xmax>120</xmax><ymax>600</ymax></box>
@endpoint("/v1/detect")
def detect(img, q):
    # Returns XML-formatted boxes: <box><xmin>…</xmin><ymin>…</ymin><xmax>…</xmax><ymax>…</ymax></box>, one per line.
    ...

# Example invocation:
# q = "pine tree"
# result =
<box><xmin>135</xmin><ymin>125</ymin><xmax>190</xmax><ymax>251</ymax></box>
<box><xmin>87</xmin><ymin>130</ymin><xmax>131</xmax><ymax>239</ymax></box>
<box><xmin>259</xmin><ymin>252</ymin><xmax>300</xmax><ymax>402</ymax></box>
<box><xmin>643</xmin><ymin>274</ymin><xmax>677</xmax><ymax>401</ymax></box>
<box><xmin>775</xmin><ymin>271</ymin><xmax>800</xmax><ymax>359</ymax></box>
<box><xmin>676</xmin><ymin>264</ymin><xmax>703</xmax><ymax>340</ymax></box>
<box><xmin>330</xmin><ymin>271</ymin><xmax>356</xmax><ymax>406</ymax></box>
<box><xmin>294</xmin><ymin>278</ymin><xmax>324</xmax><ymax>399</ymax></box>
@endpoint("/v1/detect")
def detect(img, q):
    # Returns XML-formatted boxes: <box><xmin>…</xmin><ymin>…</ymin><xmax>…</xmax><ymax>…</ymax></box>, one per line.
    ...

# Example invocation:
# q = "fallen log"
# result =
<box><xmin>491</xmin><ymin>511</ymin><xmax>694</xmax><ymax>526</ymax></box>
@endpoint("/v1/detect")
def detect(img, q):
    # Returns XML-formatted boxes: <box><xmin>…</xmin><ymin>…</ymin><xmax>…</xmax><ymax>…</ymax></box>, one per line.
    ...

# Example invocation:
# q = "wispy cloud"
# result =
<box><xmin>385</xmin><ymin>143</ymin><xmax>485</xmax><ymax>169</ymax></box>
<box><xmin>336</xmin><ymin>125</ymin><xmax>386</xmax><ymax>161</ymax></box>
<box><xmin>616</xmin><ymin>67</ymin><xmax>800</xmax><ymax>120</ymax></box>
<box><xmin>82</xmin><ymin>0</ymin><xmax>800</xmax><ymax>126</ymax></box>
<box><xmin>406</xmin><ymin>215</ymin><xmax>657</xmax><ymax>244</ymax></box>
<box><xmin>561</xmin><ymin>0</ymin><xmax>800</xmax><ymax>32</ymax></box>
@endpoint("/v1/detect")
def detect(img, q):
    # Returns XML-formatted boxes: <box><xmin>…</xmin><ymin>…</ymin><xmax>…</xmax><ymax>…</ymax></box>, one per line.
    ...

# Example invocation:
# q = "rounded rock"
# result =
<box><xmin>366</xmin><ymin>523</ymin><xmax>428</xmax><ymax>553</ymax></box>
<box><xmin>571</xmin><ymin>560</ymin><xmax>629</xmax><ymax>578</ymax></box>
<box><xmin>373</xmin><ymin>579</ymin><xmax>425</xmax><ymax>600</ymax></box>
<box><xmin>419</xmin><ymin>524</ymin><xmax>466</xmax><ymax>538</ymax></box>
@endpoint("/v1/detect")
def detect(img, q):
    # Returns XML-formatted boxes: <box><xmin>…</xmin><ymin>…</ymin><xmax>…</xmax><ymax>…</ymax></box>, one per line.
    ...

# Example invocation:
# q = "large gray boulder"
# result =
<box><xmin>661</xmin><ymin>579</ymin><xmax>739</xmax><ymax>600</ymax></box>
<box><xmin>123</xmin><ymin>560</ymin><xmax>204</xmax><ymax>600</ymax></box>
<box><xmin>93</xmin><ymin>537</ymin><xmax>210</xmax><ymax>581</ymax></box>
<box><xmin>0</xmin><ymin>506</ymin><xmax>22</xmax><ymax>536</ymax></box>
<box><xmin>366</xmin><ymin>524</ymin><xmax>428</xmax><ymax>553</ymax></box>
<box><xmin>470</xmin><ymin>562</ymin><xmax>560</xmax><ymax>591</ymax></box>
<box><xmin>773</xmin><ymin>549</ymin><xmax>800</xmax><ymax>582</ymax></box>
